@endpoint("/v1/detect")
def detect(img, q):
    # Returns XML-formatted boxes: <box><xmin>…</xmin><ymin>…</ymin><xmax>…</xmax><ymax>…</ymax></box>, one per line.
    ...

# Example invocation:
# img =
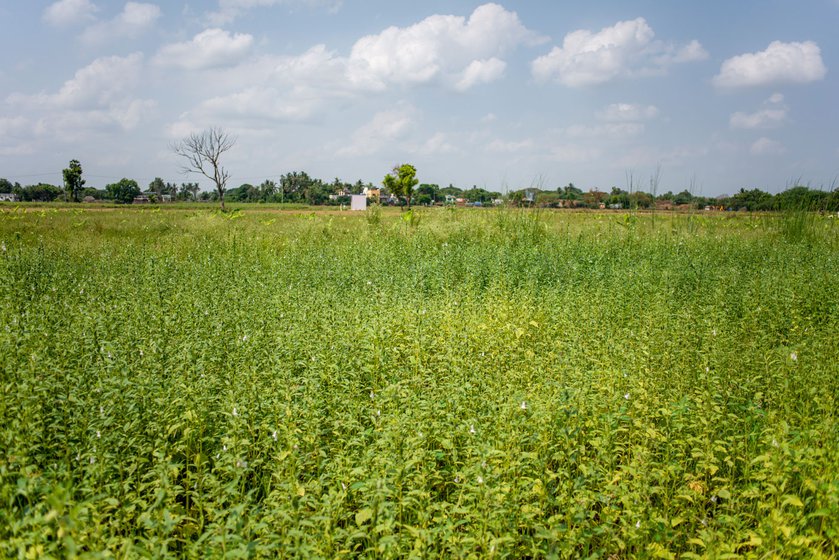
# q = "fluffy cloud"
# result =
<box><xmin>206</xmin><ymin>0</ymin><xmax>342</xmax><ymax>25</ymax></box>
<box><xmin>338</xmin><ymin>107</ymin><xmax>416</xmax><ymax>156</ymax></box>
<box><xmin>80</xmin><ymin>2</ymin><xmax>161</xmax><ymax>45</ymax></box>
<box><xmin>154</xmin><ymin>29</ymin><xmax>254</xmax><ymax>70</ymax></box>
<box><xmin>596</xmin><ymin>103</ymin><xmax>659</xmax><ymax>122</ymax></box>
<box><xmin>750</xmin><ymin>137</ymin><xmax>786</xmax><ymax>156</ymax></box>
<box><xmin>347</xmin><ymin>3</ymin><xmax>542</xmax><ymax>91</ymax></box>
<box><xmin>714</xmin><ymin>41</ymin><xmax>827</xmax><ymax>88</ymax></box>
<box><xmin>532</xmin><ymin>18</ymin><xmax>707</xmax><ymax>87</ymax></box>
<box><xmin>168</xmin><ymin>5</ymin><xmax>543</xmax><ymax>132</ymax></box>
<box><xmin>5</xmin><ymin>53</ymin><xmax>155</xmax><ymax>139</ymax></box>
<box><xmin>730</xmin><ymin>94</ymin><xmax>787</xmax><ymax>129</ymax></box>
<box><xmin>43</xmin><ymin>0</ymin><xmax>98</xmax><ymax>26</ymax></box>
<box><xmin>454</xmin><ymin>58</ymin><xmax>506</xmax><ymax>92</ymax></box>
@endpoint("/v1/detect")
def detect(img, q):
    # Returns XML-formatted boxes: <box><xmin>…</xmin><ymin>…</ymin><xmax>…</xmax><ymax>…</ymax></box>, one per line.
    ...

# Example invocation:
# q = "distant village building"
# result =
<box><xmin>83</xmin><ymin>195</ymin><xmax>96</xmax><ymax>203</ymax></box>
<box><xmin>350</xmin><ymin>194</ymin><xmax>367</xmax><ymax>211</ymax></box>
<box><xmin>0</xmin><ymin>193</ymin><xmax>18</xmax><ymax>202</ymax></box>
<box><xmin>363</xmin><ymin>187</ymin><xmax>380</xmax><ymax>200</ymax></box>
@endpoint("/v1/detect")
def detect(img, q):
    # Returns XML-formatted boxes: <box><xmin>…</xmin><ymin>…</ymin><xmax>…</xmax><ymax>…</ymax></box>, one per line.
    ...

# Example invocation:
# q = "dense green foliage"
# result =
<box><xmin>62</xmin><ymin>160</ymin><xmax>85</xmax><ymax>203</ymax></box>
<box><xmin>106</xmin><ymin>179</ymin><xmax>141</xmax><ymax>205</ymax></box>
<box><xmin>1</xmin><ymin>207</ymin><xmax>838</xmax><ymax>558</ymax></box>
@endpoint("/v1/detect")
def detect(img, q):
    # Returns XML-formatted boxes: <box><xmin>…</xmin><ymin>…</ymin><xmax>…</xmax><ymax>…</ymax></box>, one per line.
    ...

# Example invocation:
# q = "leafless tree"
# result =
<box><xmin>172</xmin><ymin>127</ymin><xmax>236</xmax><ymax>211</ymax></box>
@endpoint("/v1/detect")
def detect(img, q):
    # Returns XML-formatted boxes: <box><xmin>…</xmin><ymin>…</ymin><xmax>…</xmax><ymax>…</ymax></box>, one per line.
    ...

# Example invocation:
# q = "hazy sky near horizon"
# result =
<box><xmin>1</xmin><ymin>0</ymin><xmax>837</xmax><ymax>196</ymax></box>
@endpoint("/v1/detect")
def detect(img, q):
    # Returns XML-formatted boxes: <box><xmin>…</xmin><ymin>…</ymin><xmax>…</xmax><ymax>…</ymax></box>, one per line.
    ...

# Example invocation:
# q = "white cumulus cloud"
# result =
<box><xmin>730</xmin><ymin>94</ymin><xmax>788</xmax><ymax>129</ymax></box>
<box><xmin>6</xmin><ymin>53</ymin><xmax>155</xmax><ymax>139</ymax></box>
<box><xmin>80</xmin><ymin>2</ymin><xmax>161</xmax><ymax>45</ymax></box>
<box><xmin>532</xmin><ymin>17</ymin><xmax>707</xmax><ymax>87</ymax></box>
<box><xmin>347</xmin><ymin>3</ymin><xmax>543</xmax><ymax>91</ymax></box>
<box><xmin>714</xmin><ymin>41</ymin><xmax>827</xmax><ymax>88</ymax></box>
<box><xmin>154</xmin><ymin>29</ymin><xmax>254</xmax><ymax>70</ymax></box>
<box><xmin>455</xmin><ymin>58</ymin><xmax>506</xmax><ymax>92</ymax></box>
<box><xmin>43</xmin><ymin>0</ymin><xmax>98</xmax><ymax>27</ymax></box>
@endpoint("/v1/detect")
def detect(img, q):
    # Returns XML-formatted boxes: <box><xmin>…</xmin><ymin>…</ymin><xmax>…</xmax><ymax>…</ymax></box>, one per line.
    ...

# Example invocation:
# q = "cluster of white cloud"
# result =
<box><xmin>532</xmin><ymin>18</ymin><xmax>708</xmax><ymax>87</ymax></box>
<box><xmin>154</xmin><ymin>29</ymin><xmax>254</xmax><ymax>70</ymax></box>
<box><xmin>168</xmin><ymin>4</ymin><xmax>543</xmax><ymax>133</ymax></box>
<box><xmin>44</xmin><ymin>1</ymin><xmax>160</xmax><ymax>45</ymax></box>
<box><xmin>730</xmin><ymin>93</ymin><xmax>787</xmax><ymax>129</ymax></box>
<box><xmin>346</xmin><ymin>3</ymin><xmax>543</xmax><ymax>91</ymax></box>
<box><xmin>714</xmin><ymin>41</ymin><xmax>826</xmax><ymax>88</ymax></box>
<box><xmin>43</xmin><ymin>0</ymin><xmax>98</xmax><ymax>26</ymax></box>
<box><xmin>6</xmin><ymin>53</ymin><xmax>155</xmax><ymax>141</ymax></box>
<box><xmin>13</xmin><ymin>1</ymin><xmax>833</xmax><ymax>171</ymax></box>
<box><xmin>80</xmin><ymin>2</ymin><xmax>160</xmax><ymax>45</ymax></box>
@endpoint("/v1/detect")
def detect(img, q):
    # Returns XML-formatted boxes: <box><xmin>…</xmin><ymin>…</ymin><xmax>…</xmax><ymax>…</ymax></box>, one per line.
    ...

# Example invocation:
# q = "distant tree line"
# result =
<box><xmin>511</xmin><ymin>183</ymin><xmax>839</xmax><ymax>212</ymax></box>
<box><xmin>2</xmin><ymin>172</ymin><xmax>838</xmax><ymax>211</ymax></box>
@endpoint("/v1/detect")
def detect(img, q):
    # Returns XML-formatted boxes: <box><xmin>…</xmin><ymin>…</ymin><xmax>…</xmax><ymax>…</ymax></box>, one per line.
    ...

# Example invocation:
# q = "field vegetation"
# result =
<box><xmin>1</xmin><ymin>205</ymin><xmax>838</xmax><ymax>558</ymax></box>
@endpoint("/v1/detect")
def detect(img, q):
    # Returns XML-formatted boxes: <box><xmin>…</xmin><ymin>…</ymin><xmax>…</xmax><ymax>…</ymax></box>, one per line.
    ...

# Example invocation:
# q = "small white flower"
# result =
<box><xmin>624</xmin><ymin>393</ymin><xmax>630</xmax><ymax>400</ymax></box>
<box><xmin>242</xmin><ymin>335</ymin><xmax>248</xmax><ymax>342</ymax></box>
<box><xmin>232</xmin><ymin>407</ymin><xmax>238</xmax><ymax>417</ymax></box>
<box><xmin>89</xmin><ymin>456</ymin><xmax>95</xmax><ymax>464</ymax></box>
<box><xmin>96</xmin><ymin>430</ymin><xmax>101</xmax><ymax>438</ymax></box>
<box><xmin>376</xmin><ymin>409</ymin><xmax>381</xmax><ymax>416</ymax></box>
<box><xmin>370</xmin><ymin>391</ymin><xmax>375</xmax><ymax>400</ymax></box>
<box><xmin>469</xmin><ymin>425</ymin><xmax>476</xmax><ymax>434</ymax></box>
<box><xmin>454</xmin><ymin>476</ymin><xmax>461</xmax><ymax>483</ymax></box>
<box><xmin>520</xmin><ymin>401</ymin><xmax>527</xmax><ymax>410</ymax></box>
<box><xmin>139</xmin><ymin>349</ymin><xmax>143</xmax><ymax>356</ymax></box>
<box><xmin>367</xmin><ymin>280</ymin><xmax>372</xmax><ymax>286</ymax></box>
<box><xmin>790</xmin><ymin>352</ymin><xmax>797</xmax><ymax>361</ymax></box>
<box><xmin>712</xmin><ymin>329</ymin><xmax>717</xmax><ymax>336</ymax></box>
<box><xmin>705</xmin><ymin>366</ymin><xmax>710</xmax><ymax>372</ymax></box>
<box><xmin>223</xmin><ymin>445</ymin><xmax>228</xmax><ymax>452</ymax></box>
<box><xmin>236</xmin><ymin>459</ymin><xmax>248</xmax><ymax>469</ymax></box>
<box><xmin>635</xmin><ymin>520</ymin><xmax>641</xmax><ymax>529</ymax></box>
<box><xmin>341</xmin><ymin>482</ymin><xmax>346</xmax><ymax>491</ymax></box>
<box><xmin>711</xmin><ymin>495</ymin><xmax>718</xmax><ymax>503</ymax></box>
<box><xmin>477</xmin><ymin>475</ymin><xmax>483</xmax><ymax>484</ymax></box>
<box><xmin>701</xmin><ymin>518</ymin><xmax>708</xmax><ymax>527</ymax></box>
<box><xmin>772</xmin><ymin>438</ymin><xmax>778</xmax><ymax>447</ymax></box>
<box><xmin>272</xmin><ymin>431</ymin><xmax>277</xmax><ymax>441</ymax></box>
<box><xmin>99</xmin><ymin>406</ymin><xmax>103</xmax><ymax>414</ymax></box>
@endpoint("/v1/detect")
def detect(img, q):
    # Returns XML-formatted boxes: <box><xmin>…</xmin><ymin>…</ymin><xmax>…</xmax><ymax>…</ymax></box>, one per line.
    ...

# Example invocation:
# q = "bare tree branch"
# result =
<box><xmin>171</xmin><ymin>127</ymin><xmax>236</xmax><ymax>211</ymax></box>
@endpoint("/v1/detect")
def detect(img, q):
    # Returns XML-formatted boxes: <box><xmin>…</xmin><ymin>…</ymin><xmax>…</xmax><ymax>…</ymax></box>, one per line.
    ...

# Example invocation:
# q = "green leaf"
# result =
<box><xmin>355</xmin><ymin>508</ymin><xmax>373</xmax><ymax>526</ymax></box>
<box><xmin>782</xmin><ymin>495</ymin><xmax>804</xmax><ymax>508</ymax></box>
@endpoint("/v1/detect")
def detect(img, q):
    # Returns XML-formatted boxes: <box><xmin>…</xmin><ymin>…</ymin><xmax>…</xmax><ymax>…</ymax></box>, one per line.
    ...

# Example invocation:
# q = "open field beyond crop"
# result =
<box><xmin>1</xmin><ymin>205</ymin><xmax>838</xmax><ymax>558</ymax></box>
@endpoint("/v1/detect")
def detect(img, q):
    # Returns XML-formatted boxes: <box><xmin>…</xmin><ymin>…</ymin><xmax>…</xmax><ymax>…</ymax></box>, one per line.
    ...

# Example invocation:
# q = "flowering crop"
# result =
<box><xmin>1</xmin><ymin>205</ymin><xmax>838</xmax><ymax>558</ymax></box>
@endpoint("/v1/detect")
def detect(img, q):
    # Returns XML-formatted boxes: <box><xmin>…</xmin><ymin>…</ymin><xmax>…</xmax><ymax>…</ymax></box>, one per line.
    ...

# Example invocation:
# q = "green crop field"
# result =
<box><xmin>1</xmin><ymin>205</ymin><xmax>838</xmax><ymax>558</ymax></box>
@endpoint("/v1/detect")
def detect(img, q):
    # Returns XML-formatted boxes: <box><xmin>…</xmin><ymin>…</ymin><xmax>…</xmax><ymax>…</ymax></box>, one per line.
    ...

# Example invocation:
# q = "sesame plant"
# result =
<box><xmin>1</xmin><ymin>205</ymin><xmax>838</xmax><ymax>558</ymax></box>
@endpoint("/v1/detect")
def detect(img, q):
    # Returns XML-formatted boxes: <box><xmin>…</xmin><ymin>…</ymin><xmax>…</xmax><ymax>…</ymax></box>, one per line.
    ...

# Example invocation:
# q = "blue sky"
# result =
<box><xmin>1</xmin><ymin>0</ymin><xmax>836</xmax><ymax>196</ymax></box>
